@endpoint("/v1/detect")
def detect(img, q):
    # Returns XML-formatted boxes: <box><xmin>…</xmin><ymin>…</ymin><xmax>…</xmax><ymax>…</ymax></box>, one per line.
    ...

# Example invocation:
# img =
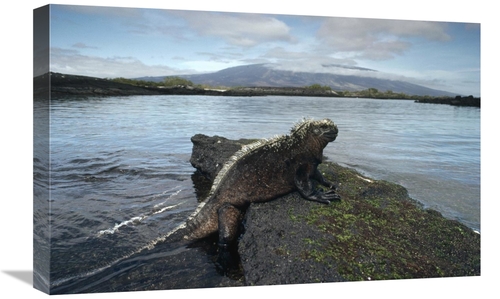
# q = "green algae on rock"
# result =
<box><xmin>300</xmin><ymin>162</ymin><xmax>480</xmax><ymax>281</ymax></box>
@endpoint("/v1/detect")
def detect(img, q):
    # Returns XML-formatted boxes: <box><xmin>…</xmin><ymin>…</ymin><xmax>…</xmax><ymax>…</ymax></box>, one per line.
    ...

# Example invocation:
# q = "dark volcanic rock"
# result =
<box><xmin>239</xmin><ymin>193</ymin><xmax>345</xmax><ymax>285</ymax></box>
<box><xmin>189</xmin><ymin>134</ymin><xmax>256</xmax><ymax>181</ymax></box>
<box><xmin>47</xmin><ymin>72</ymin><xmax>159</xmax><ymax>96</ymax></box>
<box><xmin>36</xmin><ymin>72</ymin><xmax>226</xmax><ymax>97</ymax></box>
<box><xmin>415</xmin><ymin>95</ymin><xmax>480</xmax><ymax>107</ymax></box>
<box><xmin>190</xmin><ymin>134</ymin><xmax>480</xmax><ymax>285</ymax></box>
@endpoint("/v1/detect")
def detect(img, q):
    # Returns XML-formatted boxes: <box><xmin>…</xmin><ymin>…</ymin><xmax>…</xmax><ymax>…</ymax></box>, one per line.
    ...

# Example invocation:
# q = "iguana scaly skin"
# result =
<box><xmin>167</xmin><ymin>119</ymin><xmax>340</xmax><ymax>254</ymax></box>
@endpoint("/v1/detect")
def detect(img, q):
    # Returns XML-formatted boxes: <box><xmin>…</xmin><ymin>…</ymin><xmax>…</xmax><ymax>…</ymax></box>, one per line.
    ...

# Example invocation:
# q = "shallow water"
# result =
<box><xmin>33</xmin><ymin>95</ymin><xmax>480</xmax><ymax>293</ymax></box>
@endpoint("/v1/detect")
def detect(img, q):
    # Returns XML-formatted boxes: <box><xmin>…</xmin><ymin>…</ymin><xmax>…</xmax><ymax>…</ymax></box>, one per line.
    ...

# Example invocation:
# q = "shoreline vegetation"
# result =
<box><xmin>35</xmin><ymin>72</ymin><xmax>480</xmax><ymax>107</ymax></box>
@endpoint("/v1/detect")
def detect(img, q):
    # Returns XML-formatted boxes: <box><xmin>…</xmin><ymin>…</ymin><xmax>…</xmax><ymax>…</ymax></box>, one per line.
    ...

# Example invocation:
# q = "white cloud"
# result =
<box><xmin>49</xmin><ymin>47</ymin><xmax>195</xmax><ymax>78</ymax></box>
<box><xmin>72</xmin><ymin>42</ymin><xmax>98</xmax><ymax>49</ymax></box>
<box><xmin>316</xmin><ymin>18</ymin><xmax>451</xmax><ymax>60</ymax></box>
<box><xmin>178</xmin><ymin>11</ymin><xmax>295</xmax><ymax>47</ymax></box>
<box><xmin>258</xmin><ymin>46</ymin><xmax>361</xmax><ymax>73</ymax></box>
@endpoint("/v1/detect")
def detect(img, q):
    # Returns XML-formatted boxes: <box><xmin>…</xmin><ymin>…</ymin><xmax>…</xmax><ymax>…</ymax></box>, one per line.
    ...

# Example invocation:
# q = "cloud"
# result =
<box><xmin>178</xmin><ymin>11</ymin><xmax>295</xmax><ymax>47</ymax></box>
<box><xmin>258</xmin><ymin>46</ymin><xmax>360</xmax><ymax>73</ymax></box>
<box><xmin>59</xmin><ymin>7</ymin><xmax>295</xmax><ymax>48</ymax></box>
<box><xmin>49</xmin><ymin>47</ymin><xmax>195</xmax><ymax>78</ymax></box>
<box><xmin>58</xmin><ymin>5</ymin><xmax>190</xmax><ymax>41</ymax></box>
<box><xmin>197</xmin><ymin>51</ymin><xmax>243</xmax><ymax>61</ymax></box>
<box><xmin>317</xmin><ymin>18</ymin><xmax>451</xmax><ymax>60</ymax></box>
<box><xmin>72</xmin><ymin>42</ymin><xmax>98</xmax><ymax>49</ymax></box>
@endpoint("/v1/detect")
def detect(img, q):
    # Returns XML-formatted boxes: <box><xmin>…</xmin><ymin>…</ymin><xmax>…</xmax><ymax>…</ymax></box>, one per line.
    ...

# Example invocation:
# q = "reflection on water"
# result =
<box><xmin>34</xmin><ymin>95</ymin><xmax>480</xmax><ymax>293</ymax></box>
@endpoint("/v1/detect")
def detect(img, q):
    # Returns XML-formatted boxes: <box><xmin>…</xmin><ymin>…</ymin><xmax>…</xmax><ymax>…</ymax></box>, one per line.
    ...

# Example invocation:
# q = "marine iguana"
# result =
<box><xmin>166</xmin><ymin>118</ymin><xmax>340</xmax><ymax>263</ymax></box>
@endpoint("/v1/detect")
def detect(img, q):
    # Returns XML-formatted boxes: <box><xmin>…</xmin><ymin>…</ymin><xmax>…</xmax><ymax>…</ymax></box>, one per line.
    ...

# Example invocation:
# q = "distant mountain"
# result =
<box><xmin>136</xmin><ymin>64</ymin><xmax>457</xmax><ymax>97</ymax></box>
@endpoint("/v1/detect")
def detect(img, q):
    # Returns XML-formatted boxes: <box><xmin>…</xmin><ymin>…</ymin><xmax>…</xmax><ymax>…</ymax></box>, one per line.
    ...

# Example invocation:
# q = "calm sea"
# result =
<box><xmin>33</xmin><ymin>95</ymin><xmax>480</xmax><ymax>293</ymax></box>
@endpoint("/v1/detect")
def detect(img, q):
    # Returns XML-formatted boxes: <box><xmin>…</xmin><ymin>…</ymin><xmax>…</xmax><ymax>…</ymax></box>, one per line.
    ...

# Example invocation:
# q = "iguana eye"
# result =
<box><xmin>313</xmin><ymin>128</ymin><xmax>320</xmax><ymax>134</ymax></box>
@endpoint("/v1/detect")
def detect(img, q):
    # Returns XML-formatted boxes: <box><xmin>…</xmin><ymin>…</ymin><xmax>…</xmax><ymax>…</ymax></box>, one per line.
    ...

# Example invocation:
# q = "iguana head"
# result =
<box><xmin>291</xmin><ymin>118</ymin><xmax>338</xmax><ymax>143</ymax></box>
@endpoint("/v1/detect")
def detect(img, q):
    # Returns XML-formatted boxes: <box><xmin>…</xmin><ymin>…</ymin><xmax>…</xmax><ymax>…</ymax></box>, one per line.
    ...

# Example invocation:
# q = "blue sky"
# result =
<box><xmin>47</xmin><ymin>4</ymin><xmax>480</xmax><ymax>96</ymax></box>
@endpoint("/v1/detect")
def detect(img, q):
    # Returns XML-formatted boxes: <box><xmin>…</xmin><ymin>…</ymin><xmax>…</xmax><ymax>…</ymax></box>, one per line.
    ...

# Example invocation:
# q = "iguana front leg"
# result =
<box><xmin>295</xmin><ymin>164</ymin><xmax>340</xmax><ymax>204</ymax></box>
<box><xmin>313</xmin><ymin>168</ymin><xmax>338</xmax><ymax>190</ymax></box>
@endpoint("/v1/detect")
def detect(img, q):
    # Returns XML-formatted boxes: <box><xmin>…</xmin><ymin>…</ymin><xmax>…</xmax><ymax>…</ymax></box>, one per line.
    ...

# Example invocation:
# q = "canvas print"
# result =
<box><xmin>33</xmin><ymin>4</ymin><xmax>480</xmax><ymax>295</ymax></box>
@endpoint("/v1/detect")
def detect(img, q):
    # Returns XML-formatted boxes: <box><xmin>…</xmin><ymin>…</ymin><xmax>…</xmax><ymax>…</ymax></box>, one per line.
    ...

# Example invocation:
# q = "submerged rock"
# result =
<box><xmin>190</xmin><ymin>134</ymin><xmax>480</xmax><ymax>285</ymax></box>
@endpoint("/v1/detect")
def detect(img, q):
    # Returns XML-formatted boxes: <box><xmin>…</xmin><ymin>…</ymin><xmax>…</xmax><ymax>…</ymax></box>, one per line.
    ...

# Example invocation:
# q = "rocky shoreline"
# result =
<box><xmin>35</xmin><ymin>73</ymin><xmax>480</xmax><ymax>107</ymax></box>
<box><xmin>35</xmin><ymin>72</ymin><xmax>337</xmax><ymax>98</ymax></box>
<box><xmin>35</xmin><ymin>72</ymin><xmax>224</xmax><ymax>97</ymax></box>
<box><xmin>190</xmin><ymin>134</ymin><xmax>480</xmax><ymax>285</ymax></box>
<box><xmin>415</xmin><ymin>96</ymin><xmax>480</xmax><ymax>107</ymax></box>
